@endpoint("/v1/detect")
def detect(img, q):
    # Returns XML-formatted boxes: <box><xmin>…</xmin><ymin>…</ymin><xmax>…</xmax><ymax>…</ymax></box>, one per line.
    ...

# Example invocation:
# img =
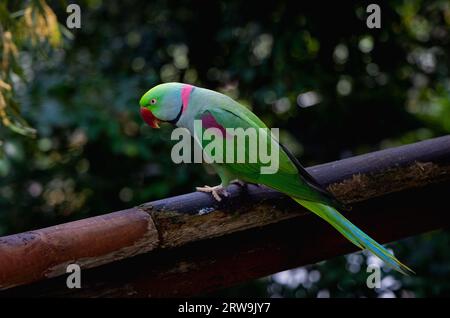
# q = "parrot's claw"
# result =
<box><xmin>196</xmin><ymin>185</ymin><xmax>229</xmax><ymax>202</ymax></box>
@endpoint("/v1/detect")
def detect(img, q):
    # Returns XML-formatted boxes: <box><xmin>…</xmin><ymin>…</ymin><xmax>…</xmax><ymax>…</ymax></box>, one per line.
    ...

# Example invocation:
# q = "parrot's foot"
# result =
<box><xmin>196</xmin><ymin>185</ymin><xmax>229</xmax><ymax>202</ymax></box>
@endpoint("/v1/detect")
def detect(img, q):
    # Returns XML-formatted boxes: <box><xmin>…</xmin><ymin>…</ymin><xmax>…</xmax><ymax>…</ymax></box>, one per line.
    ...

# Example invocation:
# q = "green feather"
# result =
<box><xmin>294</xmin><ymin>198</ymin><xmax>414</xmax><ymax>275</ymax></box>
<box><xmin>194</xmin><ymin>107</ymin><xmax>335</xmax><ymax>206</ymax></box>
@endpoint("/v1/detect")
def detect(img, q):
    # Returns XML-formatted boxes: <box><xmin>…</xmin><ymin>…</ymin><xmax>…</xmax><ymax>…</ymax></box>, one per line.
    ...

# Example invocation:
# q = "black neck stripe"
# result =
<box><xmin>166</xmin><ymin>102</ymin><xmax>183</xmax><ymax>125</ymax></box>
<box><xmin>164</xmin><ymin>87</ymin><xmax>195</xmax><ymax>125</ymax></box>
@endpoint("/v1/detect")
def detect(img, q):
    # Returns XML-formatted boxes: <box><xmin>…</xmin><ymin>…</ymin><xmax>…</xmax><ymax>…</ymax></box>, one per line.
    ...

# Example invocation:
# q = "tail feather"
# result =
<box><xmin>293</xmin><ymin>197</ymin><xmax>414</xmax><ymax>275</ymax></box>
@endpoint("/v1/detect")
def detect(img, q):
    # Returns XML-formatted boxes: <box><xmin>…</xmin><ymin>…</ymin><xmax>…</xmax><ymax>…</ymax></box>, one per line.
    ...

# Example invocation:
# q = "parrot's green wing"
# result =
<box><xmin>194</xmin><ymin>105</ymin><xmax>342</xmax><ymax>208</ymax></box>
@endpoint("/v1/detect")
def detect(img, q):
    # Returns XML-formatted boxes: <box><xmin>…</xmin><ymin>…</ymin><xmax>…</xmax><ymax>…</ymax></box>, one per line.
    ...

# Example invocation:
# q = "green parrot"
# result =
<box><xmin>139</xmin><ymin>82</ymin><xmax>413</xmax><ymax>275</ymax></box>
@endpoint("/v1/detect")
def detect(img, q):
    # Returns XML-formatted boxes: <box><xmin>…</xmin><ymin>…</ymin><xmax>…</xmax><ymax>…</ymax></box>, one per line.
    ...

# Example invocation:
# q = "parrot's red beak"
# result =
<box><xmin>140</xmin><ymin>107</ymin><xmax>160</xmax><ymax>128</ymax></box>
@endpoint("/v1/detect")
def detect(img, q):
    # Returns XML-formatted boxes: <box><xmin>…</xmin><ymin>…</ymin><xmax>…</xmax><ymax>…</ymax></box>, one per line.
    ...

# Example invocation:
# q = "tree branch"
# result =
<box><xmin>1</xmin><ymin>135</ymin><xmax>450</xmax><ymax>297</ymax></box>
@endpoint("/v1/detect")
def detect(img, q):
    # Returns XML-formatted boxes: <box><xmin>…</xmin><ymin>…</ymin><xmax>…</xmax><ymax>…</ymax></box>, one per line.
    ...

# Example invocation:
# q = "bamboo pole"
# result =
<box><xmin>1</xmin><ymin>135</ymin><xmax>449</xmax><ymax>297</ymax></box>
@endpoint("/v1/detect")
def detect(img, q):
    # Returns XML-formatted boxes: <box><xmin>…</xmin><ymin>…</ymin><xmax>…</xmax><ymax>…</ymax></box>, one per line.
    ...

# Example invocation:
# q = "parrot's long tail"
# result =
<box><xmin>293</xmin><ymin>197</ymin><xmax>414</xmax><ymax>275</ymax></box>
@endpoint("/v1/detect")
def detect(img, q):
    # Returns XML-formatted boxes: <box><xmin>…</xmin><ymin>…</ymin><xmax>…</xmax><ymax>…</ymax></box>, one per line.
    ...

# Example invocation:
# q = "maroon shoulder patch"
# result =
<box><xmin>201</xmin><ymin>113</ymin><xmax>230</xmax><ymax>138</ymax></box>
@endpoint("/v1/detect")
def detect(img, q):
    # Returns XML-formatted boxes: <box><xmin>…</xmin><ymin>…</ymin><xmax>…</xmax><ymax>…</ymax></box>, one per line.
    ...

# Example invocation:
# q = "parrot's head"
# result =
<box><xmin>139</xmin><ymin>82</ymin><xmax>188</xmax><ymax>128</ymax></box>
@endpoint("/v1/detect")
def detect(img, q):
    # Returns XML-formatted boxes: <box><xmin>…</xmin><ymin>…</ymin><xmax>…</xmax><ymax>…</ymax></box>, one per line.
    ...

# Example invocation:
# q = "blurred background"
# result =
<box><xmin>0</xmin><ymin>0</ymin><xmax>449</xmax><ymax>297</ymax></box>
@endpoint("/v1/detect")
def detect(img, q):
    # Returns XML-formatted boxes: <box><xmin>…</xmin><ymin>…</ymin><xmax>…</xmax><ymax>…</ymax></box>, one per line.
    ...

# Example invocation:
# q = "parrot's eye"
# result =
<box><xmin>150</xmin><ymin>98</ymin><xmax>157</xmax><ymax>105</ymax></box>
